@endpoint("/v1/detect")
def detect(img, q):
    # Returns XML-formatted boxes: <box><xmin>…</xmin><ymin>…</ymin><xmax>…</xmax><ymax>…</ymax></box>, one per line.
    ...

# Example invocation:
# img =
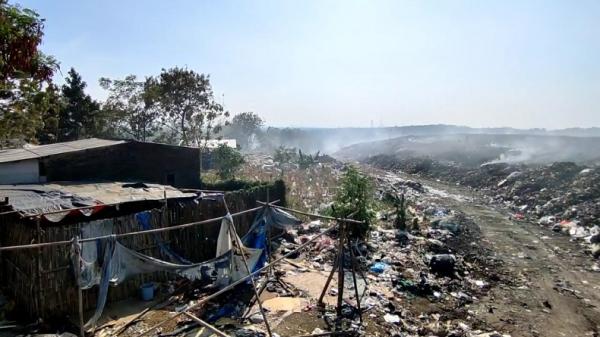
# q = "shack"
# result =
<box><xmin>0</xmin><ymin>180</ymin><xmax>286</xmax><ymax>320</ymax></box>
<box><xmin>0</xmin><ymin>138</ymin><xmax>203</xmax><ymax>188</ymax></box>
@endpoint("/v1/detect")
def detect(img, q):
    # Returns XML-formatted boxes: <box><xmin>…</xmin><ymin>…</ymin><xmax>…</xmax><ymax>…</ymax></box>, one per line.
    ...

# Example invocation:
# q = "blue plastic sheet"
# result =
<box><xmin>73</xmin><ymin>206</ymin><xmax>302</xmax><ymax>328</ymax></box>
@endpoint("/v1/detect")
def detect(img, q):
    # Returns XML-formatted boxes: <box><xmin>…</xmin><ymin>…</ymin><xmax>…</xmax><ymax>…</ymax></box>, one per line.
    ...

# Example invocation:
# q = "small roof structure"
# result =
<box><xmin>0</xmin><ymin>138</ymin><xmax>125</xmax><ymax>163</ymax></box>
<box><xmin>0</xmin><ymin>181</ymin><xmax>197</xmax><ymax>221</ymax></box>
<box><xmin>202</xmin><ymin>139</ymin><xmax>237</xmax><ymax>149</ymax></box>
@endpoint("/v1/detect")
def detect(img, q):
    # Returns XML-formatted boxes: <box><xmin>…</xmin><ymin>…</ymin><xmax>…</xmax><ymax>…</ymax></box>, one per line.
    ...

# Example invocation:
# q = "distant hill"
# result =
<box><xmin>262</xmin><ymin>124</ymin><xmax>600</xmax><ymax>154</ymax></box>
<box><xmin>333</xmin><ymin>133</ymin><xmax>600</xmax><ymax>166</ymax></box>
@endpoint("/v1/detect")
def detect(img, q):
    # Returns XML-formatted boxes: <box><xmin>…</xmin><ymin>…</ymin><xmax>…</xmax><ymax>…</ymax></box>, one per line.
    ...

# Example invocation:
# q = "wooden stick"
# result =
<box><xmin>267</xmin><ymin>204</ymin><xmax>365</xmax><ymax>225</ymax></box>
<box><xmin>318</xmin><ymin>252</ymin><xmax>340</xmax><ymax>306</ymax></box>
<box><xmin>183</xmin><ymin>312</ymin><xmax>231</xmax><ymax>337</ymax></box>
<box><xmin>35</xmin><ymin>216</ymin><xmax>43</xmax><ymax>318</ymax></box>
<box><xmin>348</xmin><ymin>243</ymin><xmax>362</xmax><ymax>324</ymax></box>
<box><xmin>287</xmin><ymin>331</ymin><xmax>354</xmax><ymax>337</ymax></box>
<box><xmin>336</xmin><ymin>222</ymin><xmax>345</xmax><ymax>318</ymax></box>
<box><xmin>222</xmin><ymin>197</ymin><xmax>273</xmax><ymax>337</ymax></box>
<box><xmin>136</xmin><ymin>223</ymin><xmax>339</xmax><ymax>337</ymax></box>
<box><xmin>114</xmin><ymin>307</ymin><xmax>150</xmax><ymax>336</ymax></box>
<box><xmin>75</xmin><ymin>237</ymin><xmax>85</xmax><ymax>337</ymax></box>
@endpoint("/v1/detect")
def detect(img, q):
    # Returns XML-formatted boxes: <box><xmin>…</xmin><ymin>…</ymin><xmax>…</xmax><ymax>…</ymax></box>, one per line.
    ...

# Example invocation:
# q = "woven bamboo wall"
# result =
<box><xmin>0</xmin><ymin>182</ymin><xmax>285</xmax><ymax>319</ymax></box>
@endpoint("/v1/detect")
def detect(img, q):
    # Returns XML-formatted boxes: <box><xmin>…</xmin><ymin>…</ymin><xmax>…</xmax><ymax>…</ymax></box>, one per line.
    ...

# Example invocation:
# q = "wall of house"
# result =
<box><xmin>0</xmin><ymin>181</ymin><xmax>286</xmax><ymax>319</ymax></box>
<box><xmin>0</xmin><ymin>159</ymin><xmax>40</xmax><ymax>184</ymax></box>
<box><xmin>43</xmin><ymin>142</ymin><xmax>201</xmax><ymax>188</ymax></box>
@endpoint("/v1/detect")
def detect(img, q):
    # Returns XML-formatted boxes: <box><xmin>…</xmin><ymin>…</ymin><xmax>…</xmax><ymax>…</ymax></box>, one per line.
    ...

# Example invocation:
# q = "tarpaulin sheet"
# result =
<box><xmin>242</xmin><ymin>206</ymin><xmax>303</xmax><ymax>270</ymax></box>
<box><xmin>73</xmin><ymin>206</ymin><xmax>301</xmax><ymax>328</ymax></box>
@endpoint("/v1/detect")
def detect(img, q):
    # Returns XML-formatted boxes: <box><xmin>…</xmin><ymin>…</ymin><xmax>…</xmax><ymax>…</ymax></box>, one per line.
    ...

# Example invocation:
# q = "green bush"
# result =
<box><xmin>212</xmin><ymin>144</ymin><xmax>245</xmax><ymax>180</ymax></box>
<box><xmin>331</xmin><ymin>165</ymin><xmax>375</xmax><ymax>240</ymax></box>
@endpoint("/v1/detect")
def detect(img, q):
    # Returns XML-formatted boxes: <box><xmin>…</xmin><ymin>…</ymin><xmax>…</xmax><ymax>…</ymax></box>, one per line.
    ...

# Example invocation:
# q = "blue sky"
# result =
<box><xmin>18</xmin><ymin>0</ymin><xmax>600</xmax><ymax>128</ymax></box>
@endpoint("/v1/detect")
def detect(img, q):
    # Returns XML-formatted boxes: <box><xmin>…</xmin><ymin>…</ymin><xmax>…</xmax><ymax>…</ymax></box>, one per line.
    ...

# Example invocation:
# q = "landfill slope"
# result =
<box><xmin>369</xmin><ymin>167</ymin><xmax>600</xmax><ymax>337</ymax></box>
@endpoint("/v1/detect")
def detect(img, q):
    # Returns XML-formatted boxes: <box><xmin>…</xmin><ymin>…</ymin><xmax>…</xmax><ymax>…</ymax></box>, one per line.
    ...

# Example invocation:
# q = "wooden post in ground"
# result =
<box><xmin>75</xmin><ymin>236</ymin><xmax>85</xmax><ymax>337</ymax></box>
<box><xmin>318</xmin><ymin>251</ymin><xmax>340</xmax><ymax>306</ymax></box>
<box><xmin>228</xmin><ymin>221</ymin><xmax>274</xmax><ymax>337</ymax></box>
<box><xmin>222</xmin><ymin>197</ymin><xmax>273</xmax><ymax>337</ymax></box>
<box><xmin>35</xmin><ymin>215</ymin><xmax>44</xmax><ymax>320</ymax></box>
<box><xmin>336</xmin><ymin>221</ymin><xmax>345</xmax><ymax>318</ymax></box>
<box><xmin>348</xmin><ymin>243</ymin><xmax>363</xmax><ymax>324</ymax></box>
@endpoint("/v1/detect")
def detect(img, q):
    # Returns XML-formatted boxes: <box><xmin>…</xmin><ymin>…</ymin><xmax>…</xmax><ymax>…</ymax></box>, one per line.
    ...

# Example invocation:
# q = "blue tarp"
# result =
<box><xmin>73</xmin><ymin>206</ymin><xmax>301</xmax><ymax>328</ymax></box>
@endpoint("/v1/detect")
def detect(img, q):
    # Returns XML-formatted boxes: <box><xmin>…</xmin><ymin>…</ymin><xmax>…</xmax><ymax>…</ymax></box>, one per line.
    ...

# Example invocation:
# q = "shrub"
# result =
<box><xmin>331</xmin><ymin>165</ymin><xmax>375</xmax><ymax>240</ymax></box>
<box><xmin>212</xmin><ymin>144</ymin><xmax>245</xmax><ymax>180</ymax></box>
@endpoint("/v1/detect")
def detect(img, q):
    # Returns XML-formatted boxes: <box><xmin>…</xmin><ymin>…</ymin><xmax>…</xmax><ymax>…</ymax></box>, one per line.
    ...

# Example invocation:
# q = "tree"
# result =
<box><xmin>152</xmin><ymin>67</ymin><xmax>229</xmax><ymax>146</ymax></box>
<box><xmin>35</xmin><ymin>83</ymin><xmax>62</xmax><ymax>143</ymax></box>
<box><xmin>0</xmin><ymin>0</ymin><xmax>58</xmax><ymax>147</ymax></box>
<box><xmin>57</xmin><ymin>68</ymin><xmax>101</xmax><ymax>140</ymax></box>
<box><xmin>212</xmin><ymin>144</ymin><xmax>245</xmax><ymax>180</ymax></box>
<box><xmin>99</xmin><ymin>75</ymin><xmax>160</xmax><ymax>141</ymax></box>
<box><xmin>331</xmin><ymin>166</ymin><xmax>376</xmax><ymax>240</ymax></box>
<box><xmin>227</xmin><ymin>112</ymin><xmax>264</xmax><ymax>150</ymax></box>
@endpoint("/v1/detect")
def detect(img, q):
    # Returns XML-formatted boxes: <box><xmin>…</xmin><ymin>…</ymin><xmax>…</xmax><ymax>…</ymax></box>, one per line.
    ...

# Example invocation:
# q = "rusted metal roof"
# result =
<box><xmin>0</xmin><ymin>181</ymin><xmax>198</xmax><ymax>220</ymax></box>
<box><xmin>0</xmin><ymin>138</ymin><xmax>126</xmax><ymax>163</ymax></box>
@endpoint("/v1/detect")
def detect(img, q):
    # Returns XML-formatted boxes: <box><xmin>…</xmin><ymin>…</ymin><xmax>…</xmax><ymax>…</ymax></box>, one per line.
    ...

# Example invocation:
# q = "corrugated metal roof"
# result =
<box><xmin>0</xmin><ymin>182</ymin><xmax>197</xmax><ymax>218</ymax></box>
<box><xmin>0</xmin><ymin>138</ymin><xmax>126</xmax><ymax>163</ymax></box>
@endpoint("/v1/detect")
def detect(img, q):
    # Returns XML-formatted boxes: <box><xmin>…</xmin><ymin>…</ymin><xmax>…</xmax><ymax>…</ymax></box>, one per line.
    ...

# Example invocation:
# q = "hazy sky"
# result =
<box><xmin>19</xmin><ymin>0</ymin><xmax>600</xmax><ymax>129</ymax></box>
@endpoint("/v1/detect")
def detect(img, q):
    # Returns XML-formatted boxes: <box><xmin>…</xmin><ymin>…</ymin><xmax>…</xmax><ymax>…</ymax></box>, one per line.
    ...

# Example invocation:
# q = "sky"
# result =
<box><xmin>18</xmin><ymin>0</ymin><xmax>600</xmax><ymax>129</ymax></box>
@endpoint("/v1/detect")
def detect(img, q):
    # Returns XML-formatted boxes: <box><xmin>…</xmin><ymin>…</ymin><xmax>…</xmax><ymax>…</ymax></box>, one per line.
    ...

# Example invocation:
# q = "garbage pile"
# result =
<box><xmin>240</xmin><ymin>154</ymin><xmax>343</xmax><ymax>214</ymax></box>
<box><xmin>365</xmin><ymin>154</ymin><xmax>600</xmax><ymax>258</ymax></box>
<box><xmin>355</xmin><ymin>177</ymin><xmax>510</xmax><ymax>336</ymax></box>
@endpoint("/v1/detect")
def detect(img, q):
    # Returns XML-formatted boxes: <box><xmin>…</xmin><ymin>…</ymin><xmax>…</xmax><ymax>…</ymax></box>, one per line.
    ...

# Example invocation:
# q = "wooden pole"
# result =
<box><xmin>336</xmin><ymin>222</ymin><xmax>345</xmax><ymax>318</ymax></box>
<box><xmin>348</xmin><ymin>243</ymin><xmax>363</xmax><ymax>324</ymax></box>
<box><xmin>225</xmin><ymin>209</ymin><xmax>274</xmax><ymax>337</ymax></box>
<box><xmin>183</xmin><ymin>312</ymin><xmax>231</xmax><ymax>337</ymax></box>
<box><xmin>137</xmin><ymin>224</ymin><xmax>339</xmax><ymax>337</ymax></box>
<box><xmin>76</xmin><ymin>237</ymin><xmax>85</xmax><ymax>337</ymax></box>
<box><xmin>318</xmin><ymin>252</ymin><xmax>340</xmax><ymax>306</ymax></box>
<box><xmin>221</xmin><ymin>197</ymin><xmax>273</xmax><ymax>336</ymax></box>
<box><xmin>265</xmin><ymin>204</ymin><xmax>365</xmax><ymax>225</ymax></box>
<box><xmin>35</xmin><ymin>216</ymin><xmax>43</xmax><ymax>318</ymax></box>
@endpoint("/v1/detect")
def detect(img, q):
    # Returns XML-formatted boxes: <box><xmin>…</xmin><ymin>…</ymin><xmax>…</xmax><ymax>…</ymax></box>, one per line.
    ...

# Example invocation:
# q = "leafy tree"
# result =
<box><xmin>331</xmin><ymin>165</ymin><xmax>375</xmax><ymax>240</ymax></box>
<box><xmin>152</xmin><ymin>67</ymin><xmax>229</xmax><ymax>146</ymax></box>
<box><xmin>58</xmin><ymin>68</ymin><xmax>101</xmax><ymax>140</ymax></box>
<box><xmin>226</xmin><ymin>112</ymin><xmax>264</xmax><ymax>150</ymax></box>
<box><xmin>99</xmin><ymin>75</ymin><xmax>160</xmax><ymax>141</ymax></box>
<box><xmin>35</xmin><ymin>83</ymin><xmax>62</xmax><ymax>143</ymax></box>
<box><xmin>0</xmin><ymin>0</ymin><xmax>58</xmax><ymax>147</ymax></box>
<box><xmin>211</xmin><ymin>144</ymin><xmax>245</xmax><ymax>180</ymax></box>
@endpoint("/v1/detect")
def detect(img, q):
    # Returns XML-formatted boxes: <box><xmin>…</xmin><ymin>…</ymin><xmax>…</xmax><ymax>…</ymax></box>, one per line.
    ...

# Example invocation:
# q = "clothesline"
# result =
<box><xmin>259</xmin><ymin>202</ymin><xmax>364</xmax><ymax>225</ymax></box>
<box><xmin>137</xmin><ymin>221</ymin><xmax>340</xmax><ymax>337</ymax></box>
<box><xmin>0</xmin><ymin>201</ymin><xmax>363</xmax><ymax>252</ymax></box>
<box><xmin>0</xmin><ymin>205</ymin><xmax>261</xmax><ymax>252</ymax></box>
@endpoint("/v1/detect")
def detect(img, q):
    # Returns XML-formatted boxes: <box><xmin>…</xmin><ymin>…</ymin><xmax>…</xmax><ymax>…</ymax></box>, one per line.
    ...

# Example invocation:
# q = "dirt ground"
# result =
<box><xmin>388</xmin><ymin>168</ymin><xmax>600</xmax><ymax>337</ymax></box>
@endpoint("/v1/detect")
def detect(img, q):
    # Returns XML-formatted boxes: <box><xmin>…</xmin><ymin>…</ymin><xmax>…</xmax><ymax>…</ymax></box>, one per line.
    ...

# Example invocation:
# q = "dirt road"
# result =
<box><xmin>393</xmin><ymin>171</ymin><xmax>600</xmax><ymax>337</ymax></box>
